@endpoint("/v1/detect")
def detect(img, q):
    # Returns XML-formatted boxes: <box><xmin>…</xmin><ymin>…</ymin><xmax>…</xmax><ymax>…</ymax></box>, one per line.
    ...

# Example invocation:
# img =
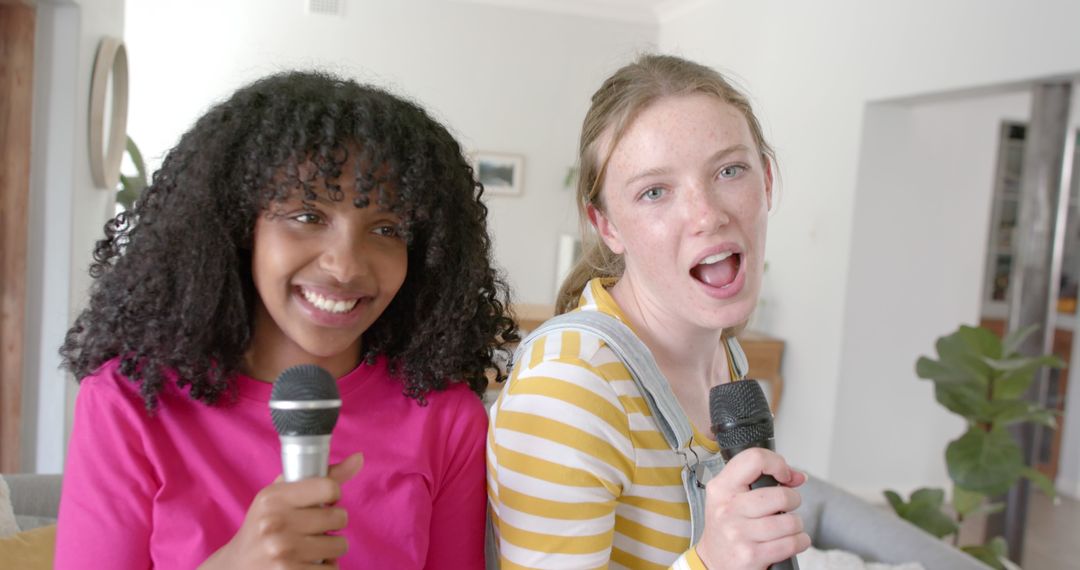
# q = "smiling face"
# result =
<box><xmin>590</xmin><ymin>93</ymin><xmax>772</xmax><ymax>333</ymax></box>
<box><xmin>245</xmin><ymin>164</ymin><xmax>408</xmax><ymax>381</ymax></box>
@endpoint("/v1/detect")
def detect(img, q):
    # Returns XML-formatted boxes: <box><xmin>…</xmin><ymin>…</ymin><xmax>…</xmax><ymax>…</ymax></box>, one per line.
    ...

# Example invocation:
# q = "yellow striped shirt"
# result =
<box><xmin>488</xmin><ymin>279</ymin><xmax>741</xmax><ymax>569</ymax></box>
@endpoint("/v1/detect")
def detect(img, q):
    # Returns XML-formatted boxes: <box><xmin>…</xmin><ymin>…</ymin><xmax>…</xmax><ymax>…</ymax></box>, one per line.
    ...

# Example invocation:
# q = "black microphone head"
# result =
<box><xmin>709</xmin><ymin>380</ymin><xmax>774</xmax><ymax>450</ymax></box>
<box><xmin>269</xmin><ymin>364</ymin><xmax>341</xmax><ymax>437</ymax></box>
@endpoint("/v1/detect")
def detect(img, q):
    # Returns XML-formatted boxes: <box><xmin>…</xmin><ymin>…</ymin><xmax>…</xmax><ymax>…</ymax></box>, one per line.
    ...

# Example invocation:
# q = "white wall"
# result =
<box><xmin>660</xmin><ymin>0</ymin><xmax>1080</xmax><ymax>489</ymax></box>
<box><xmin>124</xmin><ymin>0</ymin><xmax>657</xmax><ymax>305</ymax></box>
<box><xmin>832</xmin><ymin>91</ymin><xmax>1031</xmax><ymax>497</ymax></box>
<box><xmin>23</xmin><ymin>0</ymin><xmax>125</xmax><ymax>473</ymax></box>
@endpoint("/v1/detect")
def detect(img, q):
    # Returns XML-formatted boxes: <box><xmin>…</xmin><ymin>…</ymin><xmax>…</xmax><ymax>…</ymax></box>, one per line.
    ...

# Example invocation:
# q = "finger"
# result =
<box><xmin>271</xmin><ymin>477</ymin><xmax>344</xmax><ymax>508</ymax></box>
<box><xmin>328</xmin><ymin>453</ymin><xmax>364</xmax><ymax>486</ymax></box>
<box><xmin>295</xmin><ymin>533</ymin><xmax>349</xmax><ymax>563</ymax></box>
<box><xmin>710</xmin><ymin>448</ymin><xmax>796</xmax><ymax>495</ymax></box>
<box><xmin>757</xmin><ymin>531</ymin><xmax>811</xmax><ymax>564</ymax></box>
<box><xmin>285</xmin><ymin>505</ymin><xmax>350</xmax><ymax>535</ymax></box>
<box><xmin>779</xmin><ymin>469</ymin><xmax>807</xmax><ymax>487</ymax></box>
<box><xmin>741</xmin><ymin>512</ymin><xmax>804</xmax><ymax>543</ymax></box>
<box><xmin>733</xmin><ymin>486</ymin><xmax>802</xmax><ymax>519</ymax></box>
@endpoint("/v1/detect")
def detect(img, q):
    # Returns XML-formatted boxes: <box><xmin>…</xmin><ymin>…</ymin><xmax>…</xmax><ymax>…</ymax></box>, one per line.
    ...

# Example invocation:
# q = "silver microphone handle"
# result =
<box><xmin>279</xmin><ymin>434</ymin><xmax>332</xmax><ymax>482</ymax></box>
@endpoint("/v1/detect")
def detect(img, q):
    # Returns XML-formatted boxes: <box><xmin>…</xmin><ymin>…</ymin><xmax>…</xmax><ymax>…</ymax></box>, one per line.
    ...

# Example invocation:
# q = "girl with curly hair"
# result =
<box><xmin>54</xmin><ymin>70</ymin><xmax>517</xmax><ymax>569</ymax></box>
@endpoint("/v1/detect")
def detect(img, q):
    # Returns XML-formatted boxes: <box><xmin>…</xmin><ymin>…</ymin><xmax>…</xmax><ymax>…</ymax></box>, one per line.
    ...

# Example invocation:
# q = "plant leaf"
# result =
<box><xmin>883</xmin><ymin>488</ymin><xmax>957</xmax><ymax>538</ymax></box>
<box><xmin>126</xmin><ymin>136</ymin><xmax>148</xmax><ymax>182</ymax></box>
<box><xmin>982</xmin><ymin>354</ymin><xmax>1064</xmax><ymax>372</ymax></box>
<box><xmin>1000</xmin><ymin>407</ymin><xmax>1058</xmax><ymax>429</ymax></box>
<box><xmin>935</xmin><ymin>332</ymin><xmax>993</xmax><ymax>387</ymax></box>
<box><xmin>991</xmin><ymin>355</ymin><xmax>1063</xmax><ymax>400</ymax></box>
<box><xmin>916</xmin><ymin>357</ymin><xmax>973</xmax><ymax>384</ymax></box>
<box><xmin>986</xmin><ymin>400</ymin><xmax>1058</xmax><ymax>428</ymax></box>
<box><xmin>988</xmin><ymin>536</ymin><xmax>1009</xmax><ymax>558</ymax></box>
<box><xmin>902</xmin><ymin>503</ymin><xmax>959</xmax><ymax>538</ymax></box>
<box><xmin>957</xmin><ymin>325</ymin><xmax>1003</xmax><ymax>360</ymax></box>
<box><xmin>995</xmin><ymin>365</ymin><xmax>1040</xmax><ymax>399</ymax></box>
<box><xmin>979</xmin><ymin>501</ymin><xmax>1006</xmax><ymax>516</ymax></box>
<box><xmin>935</xmin><ymin>383</ymin><xmax>989</xmax><ymax>418</ymax></box>
<box><xmin>952</xmin><ymin>485</ymin><xmax>985</xmax><ymax>517</ymax></box>
<box><xmin>908</xmin><ymin>487</ymin><xmax>946</xmax><ymax>509</ymax></box>
<box><xmin>883</xmin><ymin>490</ymin><xmax>905</xmax><ymax>514</ymax></box>
<box><xmin>1002</xmin><ymin>324</ymin><xmax>1039</xmax><ymax>357</ymax></box>
<box><xmin>946</xmin><ymin>428</ymin><xmax>1024</xmax><ymax>496</ymax></box>
<box><xmin>962</xmin><ymin>544</ymin><xmax>1007</xmax><ymax>570</ymax></box>
<box><xmin>1022</xmin><ymin>466</ymin><xmax>1057</xmax><ymax>498</ymax></box>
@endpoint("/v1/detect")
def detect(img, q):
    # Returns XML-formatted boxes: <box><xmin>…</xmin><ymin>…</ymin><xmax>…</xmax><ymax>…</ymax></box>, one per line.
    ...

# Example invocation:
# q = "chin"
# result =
<box><xmin>700</xmin><ymin>300</ymin><xmax>756</xmax><ymax>331</ymax></box>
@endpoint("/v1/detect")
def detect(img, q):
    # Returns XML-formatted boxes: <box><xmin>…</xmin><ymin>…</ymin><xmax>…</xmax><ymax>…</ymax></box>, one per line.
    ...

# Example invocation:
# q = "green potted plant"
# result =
<box><xmin>117</xmin><ymin>136</ymin><xmax>148</xmax><ymax>211</ymax></box>
<box><xmin>885</xmin><ymin>324</ymin><xmax>1063</xmax><ymax>569</ymax></box>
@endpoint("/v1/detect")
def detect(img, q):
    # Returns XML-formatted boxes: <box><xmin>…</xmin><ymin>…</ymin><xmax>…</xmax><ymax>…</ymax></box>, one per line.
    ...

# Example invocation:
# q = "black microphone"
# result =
<box><xmin>710</xmin><ymin>379</ymin><xmax>799</xmax><ymax>570</ymax></box>
<box><xmin>269</xmin><ymin>364</ymin><xmax>341</xmax><ymax>482</ymax></box>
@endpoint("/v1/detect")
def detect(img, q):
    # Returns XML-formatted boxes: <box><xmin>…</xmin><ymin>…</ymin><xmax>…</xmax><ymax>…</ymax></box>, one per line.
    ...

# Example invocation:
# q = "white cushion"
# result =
<box><xmin>799</xmin><ymin>546</ymin><xmax>926</xmax><ymax>570</ymax></box>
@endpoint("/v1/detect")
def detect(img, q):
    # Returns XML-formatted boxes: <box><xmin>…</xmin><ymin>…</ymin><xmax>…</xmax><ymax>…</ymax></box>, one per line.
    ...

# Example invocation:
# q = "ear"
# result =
<box><xmin>587</xmin><ymin>203</ymin><xmax>625</xmax><ymax>255</ymax></box>
<box><xmin>763</xmin><ymin>156</ymin><xmax>775</xmax><ymax>211</ymax></box>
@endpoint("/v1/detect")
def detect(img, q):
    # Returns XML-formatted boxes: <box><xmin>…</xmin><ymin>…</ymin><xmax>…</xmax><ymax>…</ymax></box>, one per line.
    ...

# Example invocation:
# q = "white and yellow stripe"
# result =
<box><xmin>488</xmin><ymin>279</ymin><xmax>729</xmax><ymax>570</ymax></box>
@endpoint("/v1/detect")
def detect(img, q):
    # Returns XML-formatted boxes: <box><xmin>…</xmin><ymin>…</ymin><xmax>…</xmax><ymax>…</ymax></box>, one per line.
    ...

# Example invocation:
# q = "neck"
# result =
<box><xmin>608</xmin><ymin>278</ymin><xmax>729</xmax><ymax>392</ymax></box>
<box><xmin>243</xmin><ymin>306</ymin><xmax>362</xmax><ymax>383</ymax></box>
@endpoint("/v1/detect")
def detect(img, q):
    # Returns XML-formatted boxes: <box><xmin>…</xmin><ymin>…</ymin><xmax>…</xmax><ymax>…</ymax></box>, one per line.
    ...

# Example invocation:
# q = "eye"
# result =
<box><xmin>291</xmin><ymin>211</ymin><xmax>323</xmax><ymax>224</ymax></box>
<box><xmin>373</xmin><ymin>223</ymin><xmax>402</xmax><ymax>238</ymax></box>
<box><xmin>719</xmin><ymin>164</ymin><xmax>746</xmax><ymax>179</ymax></box>
<box><xmin>640</xmin><ymin>187</ymin><xmax>665</xmax><ymax>201</ymax></box>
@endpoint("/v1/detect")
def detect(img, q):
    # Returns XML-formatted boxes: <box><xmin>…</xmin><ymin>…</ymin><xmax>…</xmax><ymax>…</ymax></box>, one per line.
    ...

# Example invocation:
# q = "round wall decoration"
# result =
<box><xmin>88</xmin><ymin>36</ymin><xmax>129</xmax><ymax>189</ymax></box>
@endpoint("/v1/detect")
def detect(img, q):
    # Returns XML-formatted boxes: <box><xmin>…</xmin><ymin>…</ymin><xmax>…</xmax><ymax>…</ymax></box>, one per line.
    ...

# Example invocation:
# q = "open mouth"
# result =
<box><xmin>299</xmin><ymin>287</ymin><xmax>362</xmax><ymax>315</ymax></box>
<box><xmin>690</xmin><ymin>251</ymin><xmax>741</xmax><ymax>288</ymax></box>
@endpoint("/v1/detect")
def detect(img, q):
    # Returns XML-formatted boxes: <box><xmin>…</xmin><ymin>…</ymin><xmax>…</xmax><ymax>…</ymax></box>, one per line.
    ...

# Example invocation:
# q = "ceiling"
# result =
<box><xmin>447</xmin><ymin>0</ymin><xmax>706</xmax><ymax>25</ymax></box>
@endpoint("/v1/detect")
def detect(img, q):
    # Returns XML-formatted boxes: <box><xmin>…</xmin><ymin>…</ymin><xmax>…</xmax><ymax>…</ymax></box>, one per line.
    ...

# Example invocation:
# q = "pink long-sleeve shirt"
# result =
<box><xmin>54</xmin><ymin>356</ymin><xmax>488</xmax><ymax>569</ymax></box>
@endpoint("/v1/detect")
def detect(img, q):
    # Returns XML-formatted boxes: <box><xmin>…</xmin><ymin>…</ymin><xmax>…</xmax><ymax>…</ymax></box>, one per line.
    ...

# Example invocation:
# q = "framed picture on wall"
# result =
<box><xmin>471</xmin><ymin>151</ymin><xmax>524</xmax><ymax>196</ymax></box>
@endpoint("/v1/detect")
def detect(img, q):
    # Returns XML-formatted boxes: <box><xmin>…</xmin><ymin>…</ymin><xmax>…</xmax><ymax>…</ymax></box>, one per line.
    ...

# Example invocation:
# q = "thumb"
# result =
<box><xmin>328</xmin><ymin>452</ymin><xmax>364</xmax><ymax>485</ymax></box>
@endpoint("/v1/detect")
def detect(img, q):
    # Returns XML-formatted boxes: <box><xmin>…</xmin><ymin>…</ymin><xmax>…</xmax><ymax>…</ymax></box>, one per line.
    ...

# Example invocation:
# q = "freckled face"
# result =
<box><xmin>590</xmin><ymin>93</ymin><xmax>772</xmax><ymax>332</ymax></box>
<box><xmin>248</xmin><ymin>168</ymin><xmax>408</xmax><ymax>378</ymax></box>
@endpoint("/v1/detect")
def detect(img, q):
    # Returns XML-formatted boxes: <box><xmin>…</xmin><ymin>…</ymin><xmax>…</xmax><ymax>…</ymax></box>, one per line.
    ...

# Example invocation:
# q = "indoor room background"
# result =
<box><xmin>12</xmin><ymin>0</ymin><xmax>1080</xmax><ymax>533</ymax></box>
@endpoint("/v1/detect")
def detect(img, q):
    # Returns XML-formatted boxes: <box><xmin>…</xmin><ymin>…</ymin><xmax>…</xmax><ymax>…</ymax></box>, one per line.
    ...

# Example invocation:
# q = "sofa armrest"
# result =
<box><xmin>2</xmin><ymin>474</ymin><xmax>62</xmax><ymax>530</ymax></box>
<box><xmin>797</xmin><ymin>475</ymin><xmax>991</xmax><ymax>569</ymax></box>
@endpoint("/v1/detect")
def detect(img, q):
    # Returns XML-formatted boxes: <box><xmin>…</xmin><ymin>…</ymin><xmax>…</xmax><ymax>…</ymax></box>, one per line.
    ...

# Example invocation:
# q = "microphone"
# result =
<box><xmin>269</xmin><ymin>364</ymin><xmax>341</xmax><ymax>482</ymax></box>
<box><xmin>710</xmin><ymin>379</ymin><xmax>799</xmax><ymax>570</ymax></box>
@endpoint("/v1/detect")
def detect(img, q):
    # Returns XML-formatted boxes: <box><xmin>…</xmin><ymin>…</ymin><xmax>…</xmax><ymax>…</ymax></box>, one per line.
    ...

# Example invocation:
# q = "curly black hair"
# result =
<box><xmin>61</xmin><ymin>71</ymin><xmax>519</xmax><ymax>409</ymax></box>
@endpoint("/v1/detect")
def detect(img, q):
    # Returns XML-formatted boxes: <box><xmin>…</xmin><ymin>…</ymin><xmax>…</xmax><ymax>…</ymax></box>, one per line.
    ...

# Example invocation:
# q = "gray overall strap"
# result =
<box><xmin>497</xmin><ymin>310</ymin><xmax>736</xmax><ymax>557</ymax></box>
<box><xmin>513</xmin><ymin>311</ymin><xmax>694</xmax><ymax>452</ymax></box>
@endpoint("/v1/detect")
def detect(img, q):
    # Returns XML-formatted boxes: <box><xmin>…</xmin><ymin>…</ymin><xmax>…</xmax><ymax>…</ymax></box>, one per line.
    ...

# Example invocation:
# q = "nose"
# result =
<box><xmin>686</xmin><ymin>182</ymin><xmax>730</xmax><ymax>234</ymax></box>
<box><xmin>319</xmin><ymin>227</ymin><xmax>372</xmax><ymax>284</ymax></box>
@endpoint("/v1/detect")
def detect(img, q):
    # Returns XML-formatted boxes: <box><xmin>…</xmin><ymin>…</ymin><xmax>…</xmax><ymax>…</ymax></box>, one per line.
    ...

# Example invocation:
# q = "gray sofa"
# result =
<box><xmin>5</xmin><ymin>473</ymin><xmax>988</xmax><ymax>569</ymax></box>
<box><xmin>4</xmin><ymin>473</ymin><xmax>61</xmax><ymax>532</ymax></box>
<box><xmin>797</xmin><ymin>475</ymin><xmax>989</xmax><ymax>569</ymax></box>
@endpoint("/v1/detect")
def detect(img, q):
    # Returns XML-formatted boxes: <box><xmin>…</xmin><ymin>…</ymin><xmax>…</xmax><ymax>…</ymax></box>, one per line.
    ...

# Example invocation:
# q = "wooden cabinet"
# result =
<box><xmin>736</xmin><ymin>330</ymin><xmax>785</xmax><ymax>414</ymax></box>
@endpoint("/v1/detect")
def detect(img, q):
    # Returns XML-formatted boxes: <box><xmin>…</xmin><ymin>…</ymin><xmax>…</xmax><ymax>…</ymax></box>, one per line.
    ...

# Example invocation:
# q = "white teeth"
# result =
<box><xmin>699</xmin><ymin>251</ymin><xmax>733</xmax><ymax>265</ymax></box>
<box><xmin>301</xmin><ymin>288</ymin><xmax>359</xmax><ymax>314</ymax></box>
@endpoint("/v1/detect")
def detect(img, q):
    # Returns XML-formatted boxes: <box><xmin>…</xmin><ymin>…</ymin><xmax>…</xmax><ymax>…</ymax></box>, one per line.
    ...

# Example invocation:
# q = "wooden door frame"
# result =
<box><xmin>0</xmin><ymin>1</ymin><xmax>35</xmax><ymax>472</ymax></box>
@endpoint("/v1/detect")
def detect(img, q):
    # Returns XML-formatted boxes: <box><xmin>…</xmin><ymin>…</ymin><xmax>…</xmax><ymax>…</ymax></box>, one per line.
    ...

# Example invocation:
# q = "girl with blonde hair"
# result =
<box><xmin>487</xmin><ymin>54</ymin><xmax>809</xmax><ymax>569</ymax></box>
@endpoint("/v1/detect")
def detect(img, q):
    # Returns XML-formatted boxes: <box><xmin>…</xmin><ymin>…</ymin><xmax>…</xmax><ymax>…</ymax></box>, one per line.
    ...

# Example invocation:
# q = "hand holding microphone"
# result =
<box><xmin>694</xmin><ymin>380</ymin><xmax>809</xmax><ymax>570</ymax></box>
<box><xmin>200</xmin><ymin>365</ymin><xmax>363</xmax><ymax>570</ymax></box>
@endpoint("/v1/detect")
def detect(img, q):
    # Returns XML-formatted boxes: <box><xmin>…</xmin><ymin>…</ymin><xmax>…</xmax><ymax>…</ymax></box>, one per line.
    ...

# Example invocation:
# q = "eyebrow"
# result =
<box><xmin>624</xmin><ymin>143</ymin><xmax>753</xmax><ymax>186</ymax></box>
